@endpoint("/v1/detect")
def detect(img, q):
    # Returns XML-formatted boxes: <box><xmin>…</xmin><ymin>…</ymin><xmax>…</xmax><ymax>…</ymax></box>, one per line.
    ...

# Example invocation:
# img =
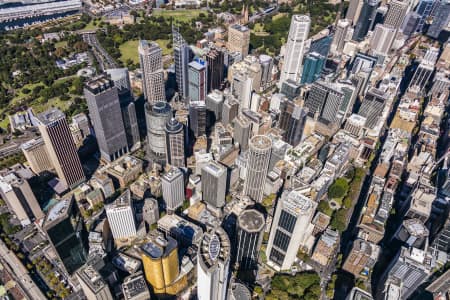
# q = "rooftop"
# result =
<box><xmin>122</xmin><ymin>272</ymin><xmax>150</xmax><ymax>300</ymax></box>
<box><xmin>141</xmin><ymin>235</ymin><xmax>177</xmax><ymax>259</ymax></box>
<box><xmin>238</xmin><ymin>209</ymin><xmax>265</xmax><ymax>232</ymax></box>
<box><xmin>36</xmin><ymin>108</ymin><xmax>65</xmax><ymax>125</ymax></box>
<box><xmin>77</xmin><ymin>264</ymin><xmax>106</xmax><ymax>293</ymax></box>
<box><xmin>44</xmin><ymin>196</ymin><xmax>72</xmax><ymax>228</ymax></box>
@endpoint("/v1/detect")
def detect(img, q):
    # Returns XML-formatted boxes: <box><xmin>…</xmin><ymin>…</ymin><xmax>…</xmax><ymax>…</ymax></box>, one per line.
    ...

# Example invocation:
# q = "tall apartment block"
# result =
<box><xmin>165</xmin><ymin>118</ymin><xmax>185</xmax><ymax>168</ymax></box>
<box><xmin>227</xmin><ymin>24</ymin><xmax>250</xmax><ymax>57</ymax></box>
<box><xmin>161</xmin><ymin>167</ymin><xmax>185</xmax><ymax>212</ymax></box>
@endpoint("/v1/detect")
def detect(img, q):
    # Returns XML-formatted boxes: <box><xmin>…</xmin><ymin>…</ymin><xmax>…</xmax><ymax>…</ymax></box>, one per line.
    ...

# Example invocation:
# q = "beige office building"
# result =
<box><xmin>227</xmin><ymin>24</ymin><xmax>250</xmax><ymax>57</ymax></box>
<box><xmin>21</xmin><ymin>138</ymin><xmax>54</xmax><ymax>174</ymax></box>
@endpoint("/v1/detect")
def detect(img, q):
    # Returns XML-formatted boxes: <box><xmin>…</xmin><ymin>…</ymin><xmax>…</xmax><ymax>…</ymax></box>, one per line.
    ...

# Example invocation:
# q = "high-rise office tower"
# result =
<box><xmin>352</xmin><ymin>0</ymin><xmax>380</xmax><ymax>41</ymax></box>
<box><xmin>43</xmin><ymin>196</ymin><xmax>88</xmax><ymax>274</ymax></box>
<box><xmin>370</xmin><ymin>24</ymin><xmax>396</xmax><ymax>56</ymax></box>
<box><xmin>173</xmin><ymin>26</ymin><xmax>190</xmax><ymax>99</ymax></box>
<box><xmin>283</xmin><ymin>103</ymin><xmax>307</xmax><ymax>147</ymax></box>
<box><xmin>141</xmin><ymin>235</ymin><xmax>187</xmax><ymax>295</ymax></box>
<box><xmin>415</xmin><ymin>0</ymin><xmax>435</xmax><ymax>33</ymax></box>
<box><xmin>384</xmin><ymin>0</ymin><xmax>410</xmax><ymax>29</ymax></box>
<box><xmin>0</xmin><ymin>171</ymin><xmax>44</xmax><ymax>226</ymax></box>
<box><xmin>234</xmin><ymin>115</ymin><xmax>251</xmax><ymax>151</ymax></box>
<box><xmin>358</xmin><ymin>88</ymin><xmax>387</xmax><ymax>129</ymax></box>
<box><xmin>201</xmin><ymin>162</ymin><xmax>227</xmax><ymax>210</ymax></box>
<box><xmin>346</xmin><ymin>0</ymin><xmax>364</xmax><ymax>24</ymax></box>
<box><xmin>35</xmin><ymin>108</ymin><xmax>85</xmax><ymax>189</ymax></box>
<box><xmin>236</xmin><ymin>209</ymin><xmax>265</xmax><ymax>271</ymax></box>
<box><xmin>84</xmin><ymin>74</ymin><xmax>129</xmax><ymax>162</ymax></box>
<box><xmin>350</xmin><ymin>52</ymin><xmax>378</xmax><ymax>75</ymax></box>
<box><xmin>265</xmin><ymin>190</ymin><xmax>317</xmax><ymax>271</ymax></box>
<box><xmin>206</xmin><ymin>90</ymin><xmax>224</xmax><ymax>125</ymax></box>
<box><xmin>161</xmin><ymin>167</ymin><xmax>185</xmax><ymax>212</ymax></box>
<box><xmin>331</xmin><ymin>19</ymin><xmax>351</xmax><ymax>54</ymax></box>
<box><xmin>231</xmin><ymin>71</ymin><xmax>253</xmax><ymax>110</ymax></box>
<box><xmin>105</xmin><ymin>189</ymin><xmax>136</xmax><ymax>243</ymax></box>
<box><xmin>304</xmin><ymin>80</ymin><xmax>346</xmax><ymax>124</ymax></box>
<box><xmin>165</xmin><ymin>118</ymin><xmax>185</xmax><ymax>168</ymax></box>
<box><xmin>189</xmin><ymin>101</ymin><xmax>207</xmax><ymax>137</ymax></box>
<box><xmin>427</xmin><ymin>0</ymin><xmax>450</xmax><ymax>38</ymax></box>
<box><xmin>409</xmin><ymin>61</ymin><xmax>435</xmax><ymax>90</ymax></box>
<box><xmin>145</xmin><ymin>101</ymin><xmax>172</xmax><ymax>157</ymax></box>
<box><xmin>188</xmin><ymin>59</ymin><xmax>207</xmax><ymax>102</ymax></box>
<box><xmin>76</xmin><ymin>264</ymin><xmax>113</xmax><ymax>300</ymax></box>
<box><xmin>139</xmin><ymin>40</ymin><xmax>166</xmax><ymax>104</ymax></box>
<box><xmin>280</xmin><ymin>15</ymin><xmax>311</xmax><ymax>85</ymax></box>
<box><xmin>227</xmin><ymin>24</ymin><xmax>250</xmax><ymax>57</ymax></box>
<box><xmin>300</xmin><ymin>52</ymin><xmax>326</xmax><ymax>84</ymax></box>
<box><xmin>222</xmin><ymin>96</ymin><xmax>239</xmax><ymax>126</ymax></box>
<box><xmin>259</xmin><ymin>54</ymin><xmax>273</xmax><ymax>90</ymax></box>
<box><xmin>401</xmin><ymin>12</ymin><xmax>421</xmax><ymax>36</ymax></box>
<box><xmin>206</xmin><ymin>48</ymin><xmax>224</xmax><ymax>92</ymax></box>
<box><xmin>106</xmin><ymin>68</ymin><xmax>140</xmax><ymax>151</ymax></box>
<box><xmin>243</xmin><ymin>135</ymin><xmax>272</xmax><ymax>203</ymax></box>
<box><xmin>197</xmin><ymin>227</ymin><xmax>231</xmax><ymax>300</ymax></box>
<box><xmin>20</xmin><ymin>137</ymin><xmax>53</xmax><ymax>174</ymax></box>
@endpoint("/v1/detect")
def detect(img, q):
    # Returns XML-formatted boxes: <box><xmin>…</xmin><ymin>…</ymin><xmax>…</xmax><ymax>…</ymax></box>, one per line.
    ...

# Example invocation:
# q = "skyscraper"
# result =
<box><xmin>206</xmin><ymin>48</ymin><xmax>224</xmax><ymax>92</ymax></box>
<box><xmin>76</xmin><ymin>264</ymin><xmax>113</xmax><ymax>300</ymax></box>
<box><xmin>43</xmin><ymin>196</ymin><xmax>88</xmax><ymax>274</ymax></box>
<box><xmin>352</xmin><ymin>0</ymin><xmax>380</xmax><ymax>41</ymax></box>
<box><xmin>331</xmin><ymin>19</ymin><xmax>351</xmax><ymax>54</ymax></box>
<box><xmin>265</xmin><ymin>190</ymin><xmax>317</xmax><ymax>271</ymax></box>
<box><xmin>259</xmin><ymin>54</ymin><xmax>273</xmax><ymax>90</ymax></box>
<box><xmin>188</xmin><ymin>59</ymin><xmax>207</xmax><ymax>102</ymax></box>
<box><xmin>20</xmin><ymin>137</ymin><xmax>53</xmax><ymax>174</ymax></box>
<box><xmin>139</xmin><ymin>40</ymin><xmax>166</xmax><ymax>104</ymax></box>
<box><xmin>401</xmin><ymin>12</ymin><xmax>421</xmax><ymax>36</ymax></box>
<box><xmin>201</xmin><ymin>162</ymin><xmax>227</xmax><ymax>210</ymax></box>
<box><xmin>145</xmin><ymin>101</ymin><xmax>172</xmax><ymax>157</ymax></box>
<box><xmin>427</xmin><ymin>0</ymin><xmax>450</xmax><ymax>38</ymax></box>
<box><xmin>236</xmin><ymin>209</ymin><xmax>265</xmax><ymax>271</ymax></box>
<box><xmin>84</xmin><ymin>74</ymin><xmax>129</xmax><ymax>162</ymax></box>
<box><xmin>280</xmin><ymin>15</ymin><xmax>311</xmax><ymax>85</ymax></box>
<box><xmin>35</xmin><ymin>108</ymin><xmax>85</xmax><ymax>189</ymax></box>
<box><xmin>370</xmin><ymin>24</ymin><xmax>396</xmax><ymax>56</ymax></box>
<box><xmin>300</xmin><ymin>52</ymin><xmax>326</xmax><ymax>84</ymax></box>
<box><xmin>384</xmin><ymin>0</ymin><xmax>410</xmax><ymax>29</ymax></box>
<box><xmin>141</xmin><ymin>235</ymin><xmax>187</xmax><ymax>295</ymax></box>
<box><xmin>227</xmin><ymin>24</ymin><xmax>250</xmax><ymax>57</ymax></box>
<box><xmin>283</xmin><ymin>103</ymin><xmax>307</xmax><ymax>147</ymax></box>
<box><xmin>189</xmin><ymin>101</ymin><xmax>207</xmax><ymax>137</ymax></box>
<box><xmin>105</xmin><ymin>189</ymin><xmax>136</xmax><ymax>243</ymax></box>
<box><xmin>165</xmin><ymin>118</ymin><xmax>185</xmax><ymax>168</ymax></box>
<box><xmin>197</xmin><ymin>227</ymin><xmax>231</xmax><ymax>300</ymax></box>
<box><xmin>243</xmin><ymin>135</ymin><xmax>272</xmax><ymax>203</ymax></box>
<box><xmin>346</xmin><ymin>0</ymin><xmax>364</xmax><ymax>24</ymax></box>
<box><xmin>173</xmin><ymin>26</ymin><xmax>190</xmax><ymax>99</ymax></box>
<box><xmin>234</xmin><ymin>115</ymin><xmax>251</xmax><ymax>151</ymax></box>
<box><xmin>206</xmin><ymin>90</ymin><xmax>224</xmax><ymax>124</ymax></box>
<box><xmin>161</xmin><ymin>167</ymin><xmax>185</xmax><ymax>212</ymax></box>
<box><xmin>0</xmin><ymin>171</ymin><xmax>44</xmax><ymax>226</ymax></box>
<box><xmin>358</xmin><ymin>88</ymin><xmax>387</xmax><ymax>129</ymax></box>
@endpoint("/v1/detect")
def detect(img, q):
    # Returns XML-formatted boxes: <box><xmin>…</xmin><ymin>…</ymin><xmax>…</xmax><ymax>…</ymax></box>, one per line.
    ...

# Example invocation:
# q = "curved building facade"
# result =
<box><xmin>236</xmin><ymin>209</ymin><xmax>265</xmax><ymax>271</ymax></box>
<box><xmin>243</xmin><ymin>135</ymin><xmax>272</xmax><ymax>203</ymax></box>
<box><xmin>145</xmin><ymin>102</ymin><xmax>172</xmax><ymax>156</ymax></box>
<box><xmin>165</xmin><ymin>118</ymin><xmax>185</xmax><ymax>168</ymax></box>
<box><xmin>197</xmin><ymin>227</ymin><xmax>231</xmax><ymax>300</ymax></box>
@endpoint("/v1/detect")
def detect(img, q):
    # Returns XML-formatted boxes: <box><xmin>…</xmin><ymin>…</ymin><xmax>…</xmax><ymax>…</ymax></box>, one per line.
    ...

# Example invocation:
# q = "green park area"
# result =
<box><xmin>119</xmin><ymin>39</ymin><xmax>171</xmax><ymax>65</ymax></box>
<box><xmin>266</xmin><ymin>272</ymin><xmax>321</xmax><ymax>300</ymax></box>
<box><xmin>152</xmin><ymin>9</ymin><xmax>203</xmax><ymax>22</ymax></box>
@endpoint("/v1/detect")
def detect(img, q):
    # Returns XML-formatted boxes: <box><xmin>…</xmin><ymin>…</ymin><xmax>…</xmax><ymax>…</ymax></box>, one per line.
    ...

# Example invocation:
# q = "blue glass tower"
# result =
<box><xmin>352</xmin><ymin>0</ymin><xmax>380</xmax><ymax>41</ymax></box>
<box><xmin>301</xmin><ymin>52</ymin><xmax>326</xmax><ymax>84</ymax></box>
<box><xmin>415</xmin><ymin>0</ymin><xmax>436</xmax><ymax>32</ymax></box>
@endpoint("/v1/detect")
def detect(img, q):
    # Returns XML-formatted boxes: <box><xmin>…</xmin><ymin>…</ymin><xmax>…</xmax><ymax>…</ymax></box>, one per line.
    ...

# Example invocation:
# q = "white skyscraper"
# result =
<box><xmin>265</xmin><ymin>189</ymin><xmax>317</xmax><ymax>271</ymax></box>
<box><xmin>280</xmin><ymin>15</ymin><xmax>311</xmax><ymax>85</ymax></box>
<box><xmin>370</xmin><ymin>24</ymin><xmax>396</xmax><ymax>56</ymax></box>
<box><xmin>331</xmin><ymin>19</ymin><xmax>351</xmax><ymax>54</ymax></box>
<box><xmin>161</xmin><ymin>167</ymin><xmax>185</xmax><ymax>212</ymax></box>
<box><xmin>201</xmin><ymin>162</ymin><xmax>227</xmax><ymax>210</ymax></box>
<box><xmin>105</xmin><ymin>189</ymin><xmax>136</xmax><ymax>242</ymax></box>
<box><xmin>197</xmin><ymin>227</ymin><xmax>231</xmax><ymax>300</ymax></box>
<box><xmin>138</xmin><ymin>40</ymin><xmax>166</xmax><ymax>104</ymax></box>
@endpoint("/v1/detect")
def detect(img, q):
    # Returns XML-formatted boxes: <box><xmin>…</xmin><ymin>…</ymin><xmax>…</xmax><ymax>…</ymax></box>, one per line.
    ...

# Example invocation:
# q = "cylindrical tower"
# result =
<box><xmin>165</xmin><ymin>118</ymin><xmax>185</xmax><ymax>168</ymax></box>
<box><xmin>243</xmin><ymin>135</ymin><xmax>272</xmax><ymax>202</ymax></box>
<box><xmin>236</xmin><ymin>209</ymin><xmax>265</xmax><ymax>271</ymax></box>
<box><xmin>145</xmin><ymin>101</ymin><xmax>172</xmax><ymax>156</ymax></box>
<box><xmin>197</xmin><ymin>227</ymin><xmax>231</xmax><ymax>300</ymax></box>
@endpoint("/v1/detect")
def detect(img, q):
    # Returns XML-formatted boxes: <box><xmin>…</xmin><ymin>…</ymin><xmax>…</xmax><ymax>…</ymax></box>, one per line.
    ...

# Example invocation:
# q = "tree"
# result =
<box><xmin>328</xmin><ymin>178</ymin><xmax>349</xmax><ymax>199</ymax></box>
<box><xmin>330</xmin><ymin>209</ymin><xmax>347</xmax><ymax>232</ymax></box>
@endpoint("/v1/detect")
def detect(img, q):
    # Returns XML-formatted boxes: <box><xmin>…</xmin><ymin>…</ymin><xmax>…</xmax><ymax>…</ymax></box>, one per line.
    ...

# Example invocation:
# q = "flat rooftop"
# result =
<box><xmin>36</xmin><ymin>108</ymin><xmax>65</xmax><ymax>125</ymax></box>
<box><xmin>238</xmin><ymin>209</ymin><xmax>265</xmax><ymax>232</ymax></box>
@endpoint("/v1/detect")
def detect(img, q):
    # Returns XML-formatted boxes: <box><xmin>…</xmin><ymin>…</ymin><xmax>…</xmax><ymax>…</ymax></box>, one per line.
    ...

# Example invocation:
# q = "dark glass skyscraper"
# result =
<box><xmin>236</xmin><ymin>209</ymin><xmax>265</xmax><ymax>271</ymax></box>
<box><xmin>205</xmin><ymin>48</ymin><xmax>224</xmax><ymax>92</ymax></box>
<box><xmin>43</xmin><ymin>196</ymin><xmax>88</xmax><ymax>274</ymax></box>
<box><xmin>173</xmin><ymin>26</ymin><xmax>190</xmax><ymax>99</ymax></box>
<box><xmin>352</xmin><ymin>0</ymin><xmax>380</xmax><ymax>41</ymax></box>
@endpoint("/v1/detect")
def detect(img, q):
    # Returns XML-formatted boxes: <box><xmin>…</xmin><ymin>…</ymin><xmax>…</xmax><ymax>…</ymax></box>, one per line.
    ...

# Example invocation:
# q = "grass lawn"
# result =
<box><xmin>119</xmin><ymin>39</ymin><xmax>171</xmax><ymax>64</ymax></box>
<box><xmin>272</xmin><ymin>13</ymin><xmax>287</xmax><ymax>21</ymax></box>
<box><xmin>55</xmin><ymin>41</ymin><xmax>68</xmax><ymax>48</ymax></box>
<box><xmin>152</xmin><ymin>9</ymin><xmax>202</xmax><ymax>22</ymax></box>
